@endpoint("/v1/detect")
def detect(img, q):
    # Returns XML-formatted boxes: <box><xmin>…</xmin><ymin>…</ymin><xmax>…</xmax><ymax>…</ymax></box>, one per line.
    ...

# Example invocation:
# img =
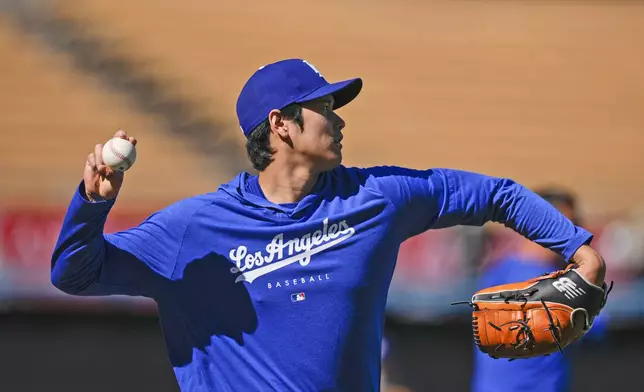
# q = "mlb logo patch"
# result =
<box><xmin>291</xmin><ymin>292</ymin><xmax>306</xmax><ymax>303</ymax></box>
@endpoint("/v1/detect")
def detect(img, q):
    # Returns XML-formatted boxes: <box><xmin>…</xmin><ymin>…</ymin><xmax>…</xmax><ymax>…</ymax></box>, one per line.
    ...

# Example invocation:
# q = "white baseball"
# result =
<box><xmin>102</xmin><ymin>137</ymin><xmax>137</xmax><ymax>172</ymax></box>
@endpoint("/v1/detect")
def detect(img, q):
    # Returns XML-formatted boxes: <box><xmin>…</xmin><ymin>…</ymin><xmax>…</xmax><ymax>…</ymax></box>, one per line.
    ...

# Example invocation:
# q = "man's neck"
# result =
<box><xmin>257</xmin><ymin>164</ymin><xmax>320</xmax><ymax>204</ymax></box>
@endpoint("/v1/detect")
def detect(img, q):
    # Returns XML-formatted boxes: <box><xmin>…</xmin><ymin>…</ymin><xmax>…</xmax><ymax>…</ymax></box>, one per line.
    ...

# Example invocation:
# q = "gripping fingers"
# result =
<box><xmin>86</xmin><ymin>152</ymin><xmax>97</xmax><ymax>172</ymax></box>
<box><xmin>114</xmin><ymin>129</ymin><xmax>127</xmax><ymax>139</ymax></box>
<box><xmin>114</xmin><ymin>129</ymin><xmax>137</xmax><ymax>147</ymax></box>
<box><xmin>94</xmin><ymin>143</ymin><xmax>109</xmax><ymax>175</ymax></box>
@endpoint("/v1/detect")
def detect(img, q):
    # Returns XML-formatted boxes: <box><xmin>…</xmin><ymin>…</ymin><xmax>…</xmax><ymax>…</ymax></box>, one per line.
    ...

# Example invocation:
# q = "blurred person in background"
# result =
<box><xmin>471</xmin><ymin>186</ymin><xmax>609</xmax><ymax>392</ymax></box>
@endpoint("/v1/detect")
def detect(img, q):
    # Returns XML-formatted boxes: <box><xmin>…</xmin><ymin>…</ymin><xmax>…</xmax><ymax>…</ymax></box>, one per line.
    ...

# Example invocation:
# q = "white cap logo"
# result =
<box><xmin>302</xmin><ymin>60</ymin><xmax>324</xmax><ymax>78</ymax></box>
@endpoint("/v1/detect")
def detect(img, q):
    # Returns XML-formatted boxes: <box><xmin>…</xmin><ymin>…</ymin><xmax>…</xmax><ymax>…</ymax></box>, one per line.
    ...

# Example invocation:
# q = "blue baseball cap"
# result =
<box><xmin>236</xmin><ymin>59</ymin><xmax>363</xmax><ymax>137</ymax></box>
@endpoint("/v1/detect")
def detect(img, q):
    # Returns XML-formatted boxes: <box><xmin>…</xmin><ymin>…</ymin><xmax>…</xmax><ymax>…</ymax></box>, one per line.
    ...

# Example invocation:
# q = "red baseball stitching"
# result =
<box><xmin>109</xmin><ymin>139</ymin><xmax>133</xmax><ymax>169</ymax></box>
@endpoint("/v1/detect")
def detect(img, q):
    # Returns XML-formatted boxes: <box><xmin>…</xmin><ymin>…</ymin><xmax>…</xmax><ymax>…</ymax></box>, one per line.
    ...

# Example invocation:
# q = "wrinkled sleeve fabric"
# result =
<box><xmin>362</xmin><ymin>166</ymin><xmax>592</xmax><ymax>261</ymax></box>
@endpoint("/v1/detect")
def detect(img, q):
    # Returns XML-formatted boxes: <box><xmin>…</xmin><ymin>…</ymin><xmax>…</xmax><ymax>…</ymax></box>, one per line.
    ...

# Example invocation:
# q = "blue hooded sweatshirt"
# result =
<box><xmin>51</xmin><ymin>165</ymin><xmax>592</xmax><ymax>392</ymax></box>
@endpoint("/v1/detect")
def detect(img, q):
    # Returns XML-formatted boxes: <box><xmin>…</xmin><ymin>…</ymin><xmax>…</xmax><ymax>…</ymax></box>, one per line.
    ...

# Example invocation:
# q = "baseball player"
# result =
<box><xmin>51</xmin><ymin>58</ymin><xmax>607</xmax><ymax>392</ymax></box>
<box><xmin>471</xmin><ymin>186</ymin><xmax>609</xmax><ymax>392</ymax></box>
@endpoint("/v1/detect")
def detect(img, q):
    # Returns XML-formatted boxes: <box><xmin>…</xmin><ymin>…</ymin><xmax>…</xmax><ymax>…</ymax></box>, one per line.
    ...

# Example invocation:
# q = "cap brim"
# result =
<box><xmin>296</xmin><ymin>78</ymin><xmax>363</xmax><ymax>110</ymax></box>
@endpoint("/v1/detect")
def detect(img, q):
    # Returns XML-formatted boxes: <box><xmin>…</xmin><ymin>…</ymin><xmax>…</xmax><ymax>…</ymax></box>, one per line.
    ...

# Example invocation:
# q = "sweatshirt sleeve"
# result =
<box><xmin>50</xmin><ymin>183</ymin><xmax>199</xmax><ymax>297</ymax></box>
<box><xmin>362</xmin><ymin>166</ymin><xmax>592</xmax><ymax>262</ymax></box>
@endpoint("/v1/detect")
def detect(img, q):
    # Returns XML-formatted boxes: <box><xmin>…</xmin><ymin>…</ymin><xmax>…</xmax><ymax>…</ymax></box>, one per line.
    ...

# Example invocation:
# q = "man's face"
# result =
<box><xmin>289</xmin><ymin>95</ymin><xmax>346</xmax><ymax>171</ymax></box>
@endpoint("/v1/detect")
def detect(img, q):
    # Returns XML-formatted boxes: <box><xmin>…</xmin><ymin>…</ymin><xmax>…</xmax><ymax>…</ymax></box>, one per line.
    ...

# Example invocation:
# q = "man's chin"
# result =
<box><xmin>318</xmin><ymin>155</ymin><xmax>342</xmax><ymax>172</ymax></box>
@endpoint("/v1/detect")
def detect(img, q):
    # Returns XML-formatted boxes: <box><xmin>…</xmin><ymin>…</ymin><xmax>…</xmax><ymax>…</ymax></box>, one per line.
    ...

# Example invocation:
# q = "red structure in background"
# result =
<box><xmin>0</xmin><ymin>207</ymin><xmax>642</xmax><ymax>318</ymax></box>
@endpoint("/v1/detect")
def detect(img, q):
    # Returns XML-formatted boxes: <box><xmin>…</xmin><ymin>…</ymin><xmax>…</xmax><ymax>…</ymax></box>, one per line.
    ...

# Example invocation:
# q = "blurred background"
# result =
<box><xmin>1</xmin><ymin>0</ymin><xmax>643</xmax><ymax>391</ymax></box>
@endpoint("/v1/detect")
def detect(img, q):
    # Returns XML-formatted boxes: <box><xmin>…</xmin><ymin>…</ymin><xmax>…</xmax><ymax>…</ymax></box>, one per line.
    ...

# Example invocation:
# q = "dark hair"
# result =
<box><xmin>245</xmin><ymin>103</ymin><xmax>303</xmax><ymax>171</ymax></box>
<box><xmin>536</xmin><ymin>187</ymin><xmax>576</xmax><ymax>208</ymax></box>
<box><xmin>535</xmin><ymin>186</ymin><xmax>581</xmax><ymax>225</ymax></box>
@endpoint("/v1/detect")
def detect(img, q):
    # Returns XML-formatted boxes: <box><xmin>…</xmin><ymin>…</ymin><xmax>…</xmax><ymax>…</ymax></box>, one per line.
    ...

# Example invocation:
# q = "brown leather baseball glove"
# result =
<box><xmin>454</xmin><ymin>264</ymin><xmax>612</xmax><ymax>360</ymax></box>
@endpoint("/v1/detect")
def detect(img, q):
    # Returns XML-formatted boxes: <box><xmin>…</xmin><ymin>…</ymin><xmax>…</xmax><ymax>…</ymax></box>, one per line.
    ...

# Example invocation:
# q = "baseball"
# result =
<box><xmin>102</xmin><ymin>137</ymin><xmax>137</xmax><ymax>172</ymax></box>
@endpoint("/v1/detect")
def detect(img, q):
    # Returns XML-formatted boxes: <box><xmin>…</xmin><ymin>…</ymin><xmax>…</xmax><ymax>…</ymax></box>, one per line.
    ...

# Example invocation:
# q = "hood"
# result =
<box><xmin>218</xmin><ymin>171</ymin><xmax>331</xmax><ymax>220</ymax></box>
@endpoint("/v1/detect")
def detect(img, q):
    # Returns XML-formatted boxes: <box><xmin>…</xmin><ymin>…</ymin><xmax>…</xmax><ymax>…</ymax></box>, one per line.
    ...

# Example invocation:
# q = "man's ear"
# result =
<box><xmin>268</xmin><ymin>109</ymin><xmax>289</xmax><ymax>139</ymax></box>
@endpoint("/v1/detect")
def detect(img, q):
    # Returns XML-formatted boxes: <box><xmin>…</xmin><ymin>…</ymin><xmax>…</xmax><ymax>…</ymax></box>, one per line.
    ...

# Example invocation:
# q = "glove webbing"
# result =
<box><xmin>456</xmin><ymin>288</ymin><xmax>564</xmax><ymax>360</ymax></box>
